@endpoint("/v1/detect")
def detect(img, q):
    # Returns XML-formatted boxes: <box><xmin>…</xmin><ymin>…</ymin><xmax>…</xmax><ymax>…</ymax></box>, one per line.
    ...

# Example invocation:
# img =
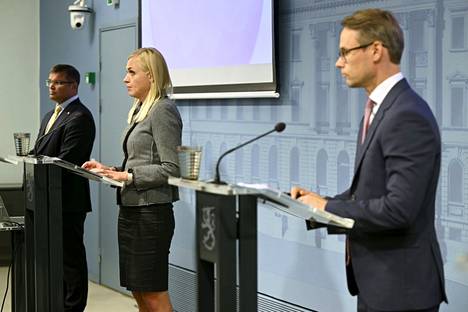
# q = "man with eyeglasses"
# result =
<box><xmin>291</xmin><ymin>9</ymin><xmax>447</xmax><ymax>312</ymax></box>
<box><xmin>33</xmin><ymin>64</ymin><xmax>95</xmax><ymax>312</ymax></box>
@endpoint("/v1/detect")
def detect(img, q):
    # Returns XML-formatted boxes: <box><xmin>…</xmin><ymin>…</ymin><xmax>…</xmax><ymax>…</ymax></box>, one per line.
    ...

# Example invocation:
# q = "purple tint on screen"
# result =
<box><xmin>141</xmin><ymin>0</ymin><xmax>271</xmax><ymax>69</ymax></box>
<box><xmin>250</xmin><ymin>0</ymin><xmax>273</xmax><ymax>65</ymax></box>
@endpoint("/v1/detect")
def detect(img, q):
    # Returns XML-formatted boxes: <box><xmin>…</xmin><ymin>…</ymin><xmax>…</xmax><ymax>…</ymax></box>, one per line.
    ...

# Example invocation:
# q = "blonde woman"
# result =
<box><xmin>83</xmin><ymin>48</ymin><xmax>182</xmax><ymax>312</ymax></box>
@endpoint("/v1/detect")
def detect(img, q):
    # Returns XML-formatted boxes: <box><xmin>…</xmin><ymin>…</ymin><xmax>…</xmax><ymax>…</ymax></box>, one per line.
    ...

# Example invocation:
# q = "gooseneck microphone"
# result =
<box><xmin>213</xmin><ymin>122</ymin><xmax>286</xmax><ymax>184</ymax></box>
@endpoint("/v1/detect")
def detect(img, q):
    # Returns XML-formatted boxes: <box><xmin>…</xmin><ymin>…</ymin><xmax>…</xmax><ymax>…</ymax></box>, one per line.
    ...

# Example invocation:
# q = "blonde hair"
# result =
<box><xmin>126</xmin><ymin>47</ymin><xmax>172</xmax><ymax>124</ymax></box>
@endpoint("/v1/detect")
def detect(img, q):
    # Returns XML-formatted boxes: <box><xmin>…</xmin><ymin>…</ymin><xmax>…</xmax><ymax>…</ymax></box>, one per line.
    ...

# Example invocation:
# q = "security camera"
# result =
<box><xmin>68</xmin><ymin>0</ymin><xmax>93</xmax><ymax>30</ymax></box>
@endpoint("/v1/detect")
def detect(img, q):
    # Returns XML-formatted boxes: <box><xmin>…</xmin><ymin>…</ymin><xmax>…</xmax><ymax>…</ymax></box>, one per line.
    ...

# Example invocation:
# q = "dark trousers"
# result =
<box><xmin>357</xmin><ymin>297</ymin><xmax>439</xmax><ymax>312</ymax></box>
<box><xmin>63</xmin><ymin>213</ymin><xmax>88</xmax><ymax>312</ymax></box>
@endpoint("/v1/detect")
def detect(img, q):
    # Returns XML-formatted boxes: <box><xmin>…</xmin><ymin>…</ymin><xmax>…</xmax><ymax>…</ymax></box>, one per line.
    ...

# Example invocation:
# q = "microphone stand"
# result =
<box><xmin>213</xmin><ymin>122</ymin><xmax>286</xmax><ymax>184</ymax></box>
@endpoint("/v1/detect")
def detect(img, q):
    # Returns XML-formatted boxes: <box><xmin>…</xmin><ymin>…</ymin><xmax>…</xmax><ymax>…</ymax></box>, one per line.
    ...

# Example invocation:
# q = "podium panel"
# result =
<box><xmin>1</xmin><ymin>155</ymin><xmax>121</xmax><ymax>312</ymax></box>
<box><xmin>169</xmin><ymin>177</ymin><xmax>353</xmax><ymax>312</ymax></box>
<box><xmin>169</xmin><ymin>178</ymin><xmax>260</xmax><ymax>312</ymax></box>
<box><xmin>196</xmin><ymin>192</ymin><xmax>237</xmax><ymax>312</ymax></box>
<box><xmin>24</xmin><ymin>162</ymin><xmax>63</xmax><ymax>312</ymax></box>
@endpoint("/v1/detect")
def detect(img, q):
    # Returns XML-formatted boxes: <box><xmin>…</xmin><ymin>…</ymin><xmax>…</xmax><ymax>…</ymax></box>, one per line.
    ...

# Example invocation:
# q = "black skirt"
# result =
<box><xmin>118</xmin><ymin>203</ymin><xmax>175</xmax><ymax>292</ymax></box>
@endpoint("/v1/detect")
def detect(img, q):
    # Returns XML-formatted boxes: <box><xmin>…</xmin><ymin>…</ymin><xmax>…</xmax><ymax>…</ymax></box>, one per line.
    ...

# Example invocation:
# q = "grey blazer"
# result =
<box><xmin>119</xmin><ymin>98</ymin><xmax>182</xmax><ymax>206</ymax></box>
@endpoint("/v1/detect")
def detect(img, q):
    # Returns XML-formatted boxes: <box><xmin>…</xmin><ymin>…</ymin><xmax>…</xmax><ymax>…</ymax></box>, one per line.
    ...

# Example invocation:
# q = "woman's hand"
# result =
<box><xmin>82</xmin><ymin>159</ymin><xmax>112</xmax><ymax>171</ymax></box>
<box><xmin>82</xmin><ymin>160</ymin><xmax>128</xmax><ymax>181</ymax></box>
<box><xmin>98</xmin><ymin>169</ymin><xmax>129</xmax><ymax>182</ymax></box>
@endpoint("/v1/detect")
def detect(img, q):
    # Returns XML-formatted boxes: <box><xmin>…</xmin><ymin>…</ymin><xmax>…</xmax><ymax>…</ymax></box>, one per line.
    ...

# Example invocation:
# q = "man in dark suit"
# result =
<box><xmin>291</xmin><ymin>9</ymin><xmax>447</xmax><ymax>312</ymax></box>
<box><xmin>33</xmin><ymin>64</ymin><xmax>95</xmax><ymax>312</ymax></box>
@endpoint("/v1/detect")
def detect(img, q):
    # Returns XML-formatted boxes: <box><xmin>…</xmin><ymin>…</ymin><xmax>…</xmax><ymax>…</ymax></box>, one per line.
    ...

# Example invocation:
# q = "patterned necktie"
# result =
<box><xmin>45</xmin><ymin>105</ymin><xmax>63</xmax><ymax>134</ymax></box>
<box><xmin>361</xmin><ymin>98</ymin><xmax>375</xmax><ymax>144</ymax></box>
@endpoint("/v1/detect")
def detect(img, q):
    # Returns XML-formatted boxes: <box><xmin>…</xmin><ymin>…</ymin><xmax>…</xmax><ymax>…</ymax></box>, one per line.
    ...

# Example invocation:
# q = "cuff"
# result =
<box><xmin>125</xmin><ymin>169</ymin><xmax>133</xmax><ymax>186</ymax></box>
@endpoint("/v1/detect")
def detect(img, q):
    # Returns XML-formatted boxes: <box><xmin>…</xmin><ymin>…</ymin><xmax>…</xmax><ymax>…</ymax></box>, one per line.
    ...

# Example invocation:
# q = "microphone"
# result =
<box><xmin>32</xmin><ymin>113</ymin><xmax>83</xmax><ymax>154</ymax></box>
<box><xmin>213</xmin><ymin>122</ymin><xmax>286</xmax><ymax>184</ymax></box>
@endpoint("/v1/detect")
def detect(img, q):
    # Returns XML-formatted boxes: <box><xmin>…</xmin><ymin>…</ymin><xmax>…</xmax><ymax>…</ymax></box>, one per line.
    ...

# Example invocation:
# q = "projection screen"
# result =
<box><xmin>140</xmin><ymin>0</ymin><xmax>278</xmax><ymax>99</ymax></box>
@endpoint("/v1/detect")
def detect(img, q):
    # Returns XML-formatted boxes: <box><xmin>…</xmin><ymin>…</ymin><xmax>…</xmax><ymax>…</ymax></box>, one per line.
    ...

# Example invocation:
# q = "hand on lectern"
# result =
<box><xmin>82</xmin><ymin>159</ymin><xmax>129</xmax><ymax>182</ymax></box>
<box><xmin>290</xmin><ymin>186</ymin><xmax>327</xmax><ymax>210</ymax></box>
<box><xmin>82</xmin><ymin>159</ymin><xmax>112</xmax><ymax>171</ymax></box>
<box><xmin>96</xmin><ymin>169</ymin><xmax>129</xmax><ymax>182</ymax></box>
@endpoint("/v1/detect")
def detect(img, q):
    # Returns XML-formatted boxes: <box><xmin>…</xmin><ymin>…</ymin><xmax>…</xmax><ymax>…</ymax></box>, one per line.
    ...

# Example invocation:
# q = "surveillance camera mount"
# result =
<box><xmin>68</xmin><ymin>5</ymin><xmax>93</xmax><ymax>13</ymax></box>
<box><xmin>68</xmin><ymin>0</ymin><xmax>93</xmax><ymax>14</ymax></box>
<box><xmin>68</xmin><ymin>0</ymin><xmax>93</xmax><ymax>30</ymax></box>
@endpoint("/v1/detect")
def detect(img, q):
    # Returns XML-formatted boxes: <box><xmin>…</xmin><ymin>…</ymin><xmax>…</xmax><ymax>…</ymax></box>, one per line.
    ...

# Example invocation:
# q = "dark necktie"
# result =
<box><xmin>361</xmin><ymin>98</ymin><xmax>375</xmax><ymax>144</ymax></box>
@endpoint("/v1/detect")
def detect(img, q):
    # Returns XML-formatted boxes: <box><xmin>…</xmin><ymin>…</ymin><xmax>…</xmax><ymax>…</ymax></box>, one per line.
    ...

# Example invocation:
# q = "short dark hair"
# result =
<box><xmin>50</xmin><ymin>64</ymin><xmax>80</xmax><ymax>85</ymax></box>
<box><xmin>342</xmin><ymin>9</ymin><xmax>404</xmax><ymax>64</ymax></box>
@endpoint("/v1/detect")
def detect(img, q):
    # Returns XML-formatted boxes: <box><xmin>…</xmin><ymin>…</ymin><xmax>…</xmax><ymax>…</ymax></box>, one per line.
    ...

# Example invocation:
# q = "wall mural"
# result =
<box><xmin>172</xmin><ymin>1</ymin><xmax>468</xmax><ymax>311</ymax></box>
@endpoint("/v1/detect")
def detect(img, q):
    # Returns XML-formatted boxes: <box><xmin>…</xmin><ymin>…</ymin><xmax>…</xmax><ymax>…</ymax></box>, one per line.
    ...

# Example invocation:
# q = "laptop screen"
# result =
<box><xmin>0</xmin><ymin>195</ymin><xmax>11</xmax><ymax>222</ymax></box>
<box><xmin>0</xmin><ymin>195</ymin><xmax>24</xmax><ymax>230</ymax></box>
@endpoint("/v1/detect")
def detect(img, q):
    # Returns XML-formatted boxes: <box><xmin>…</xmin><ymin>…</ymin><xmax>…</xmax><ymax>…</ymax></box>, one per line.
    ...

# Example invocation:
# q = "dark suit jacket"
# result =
<box><xmin>326</xmin><ymin>79</ymin><xmax>447</xmax><ymax>310</ymax></box>
<box><xmin>34</xmin><ymin>98</ymin><xmax>96</xmax><ymax>213</ymax></box>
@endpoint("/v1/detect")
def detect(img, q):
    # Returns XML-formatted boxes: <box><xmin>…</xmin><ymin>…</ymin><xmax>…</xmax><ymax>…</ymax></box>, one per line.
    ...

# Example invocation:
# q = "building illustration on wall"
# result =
<box><xmin>175</xmin><ymin>0</ymin><xmax>468</xmax><ymax>310</ymax></box>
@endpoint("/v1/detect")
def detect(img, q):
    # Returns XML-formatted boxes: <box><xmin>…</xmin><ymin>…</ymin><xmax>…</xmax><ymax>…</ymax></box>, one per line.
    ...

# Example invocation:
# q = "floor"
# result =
<box><xmin>0</xmin><ymin>266</ymin><xmax>138</xmax><ymax>312</ymax></box>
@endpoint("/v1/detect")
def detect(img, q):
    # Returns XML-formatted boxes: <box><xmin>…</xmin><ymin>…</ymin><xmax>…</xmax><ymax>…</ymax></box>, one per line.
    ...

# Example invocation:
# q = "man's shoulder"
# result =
<box><xmin>69</xmin><ymin>98</ymin><xmax>94</xmax><ymax>117</ymax></box>
<box><xmin>71</xmin><ymin>97</ymin><xmax>88</xmax><ymax>109</ymax></box>
<box><xmin>387</xmin><ymin>82</ymin><xmax>438</xmax><ymax>130</ymax></box>
<box><xmin>388</xmin><ymin>80</ymin><xmax>427</xmax><ymax>108</ymax></box>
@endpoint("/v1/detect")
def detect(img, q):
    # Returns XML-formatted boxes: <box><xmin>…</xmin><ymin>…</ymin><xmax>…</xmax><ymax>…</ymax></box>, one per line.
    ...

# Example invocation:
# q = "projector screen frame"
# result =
<box><xmin>138</xmin><ymin>0</ymin><xmax>280</xmax><ymax>100</ymax></box>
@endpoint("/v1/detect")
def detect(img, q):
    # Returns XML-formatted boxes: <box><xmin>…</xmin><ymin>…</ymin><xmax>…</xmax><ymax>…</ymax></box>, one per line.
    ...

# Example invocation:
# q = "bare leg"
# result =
<box><xmin>140</xmin><ymin>291</ymin><xmax>172</xmax><ymax>312</ymax></box>
<box><xmin>132</xmin><ymin>291</ymin><xmax>149</xmax><ymax>312</ymax></box>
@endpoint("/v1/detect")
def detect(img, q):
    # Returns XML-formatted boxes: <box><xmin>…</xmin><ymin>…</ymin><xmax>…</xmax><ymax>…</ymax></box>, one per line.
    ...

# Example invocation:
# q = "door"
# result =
<box><xmin>99</xmin><ymin>24</ymin><xmax>136</xmax><ymax>291</ymax></box>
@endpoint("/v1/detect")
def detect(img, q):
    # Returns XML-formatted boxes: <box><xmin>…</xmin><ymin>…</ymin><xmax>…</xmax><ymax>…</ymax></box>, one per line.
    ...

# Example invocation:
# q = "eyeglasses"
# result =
<box><xmin>45</xmin><ymin>79</ymin><xmax>74</xmax><ymax>87</ymax></box>
<box><xmin>338</xmin><ymin>42</ymin><xmax>375</xmax><ymax>63</ymax></box>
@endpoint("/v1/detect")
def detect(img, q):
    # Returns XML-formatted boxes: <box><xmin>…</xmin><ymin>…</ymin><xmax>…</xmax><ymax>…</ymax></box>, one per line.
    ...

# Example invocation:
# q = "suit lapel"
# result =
<box><xmin>48</xmin><ymin>99</ymin><xmax>80</xmax><ymax>133</ymax></box>
<box><xmin>121</xmin><ymin>103</ymin><xmax>143</xmax><ymax>155</ymax></box>
<box><xmin>38</xmin><ymin>111</ymin><xmax>53</xmax><ymax>137</ymax></box>
<box><xmin>353</xmin><ymin>109</ymin><xmax>385</xmax><ymax>173</ymax></box>
<box><xmin>350</xmin><ymin>79</ymin><xmax>411</xmax><ymax>189</ymax></box>
<box><xmin>35</xmin><ymin>99</ymin><xmax>81</xmax><ymax>154</ymax></box>
<box><xmin>354</xmin><ymin>118</ymin><xmax>364</xmax><ymax>169</ymax></box>
<box><xmin>120</xmin><ymin>119</ymin><xmax>139</xmax><ymax>169</ymax></box>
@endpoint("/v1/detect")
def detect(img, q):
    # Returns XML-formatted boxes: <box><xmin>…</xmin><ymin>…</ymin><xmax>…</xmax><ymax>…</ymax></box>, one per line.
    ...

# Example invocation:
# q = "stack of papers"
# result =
<box><xmin>236</xmin><ymin>183</ymin><xmax>354</xmax><ymax>229</ymax></box>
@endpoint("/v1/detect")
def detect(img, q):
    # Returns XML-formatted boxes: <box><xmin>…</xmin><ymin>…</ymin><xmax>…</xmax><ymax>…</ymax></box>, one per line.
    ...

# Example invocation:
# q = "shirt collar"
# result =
<box><xmin>369</xmin><ymin>72</ymin><xmax>404</xmax><ymax>106</ymax></box>
<box><xmin>56</xmin><ymin>95</ymin><xmax>79</xmax><ymax>111</ymax></box>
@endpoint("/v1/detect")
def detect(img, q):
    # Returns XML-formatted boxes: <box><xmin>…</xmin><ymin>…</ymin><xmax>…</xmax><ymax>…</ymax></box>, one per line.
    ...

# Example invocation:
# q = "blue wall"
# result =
<box><xmin>40</xmin><ymin>0</ymin><xmax>137</xmax><ymax>281</ymax></box>
<box><xmin>40</xmin><ymin>0</ymin><xmax>468</xmax><ymax>311</ymax></box>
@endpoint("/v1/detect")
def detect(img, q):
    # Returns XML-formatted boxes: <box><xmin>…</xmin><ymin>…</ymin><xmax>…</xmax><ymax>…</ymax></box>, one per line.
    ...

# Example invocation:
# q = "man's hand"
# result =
<box><xmin>290</xmin><ymin>186</ymin><xmax>311</xmax><ymax>199</ymax></box>
<box><xmin>290</xmin><ymin>186</ymin><xmax>327</xmax><ymax>210</ymax></box>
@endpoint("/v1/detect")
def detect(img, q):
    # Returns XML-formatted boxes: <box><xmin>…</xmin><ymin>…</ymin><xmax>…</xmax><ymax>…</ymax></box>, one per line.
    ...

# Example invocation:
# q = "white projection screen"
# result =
<box><xmin>140</xmin><ymin>0</ymin><xmax>278</xmax><ymax>99</ymax></box>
